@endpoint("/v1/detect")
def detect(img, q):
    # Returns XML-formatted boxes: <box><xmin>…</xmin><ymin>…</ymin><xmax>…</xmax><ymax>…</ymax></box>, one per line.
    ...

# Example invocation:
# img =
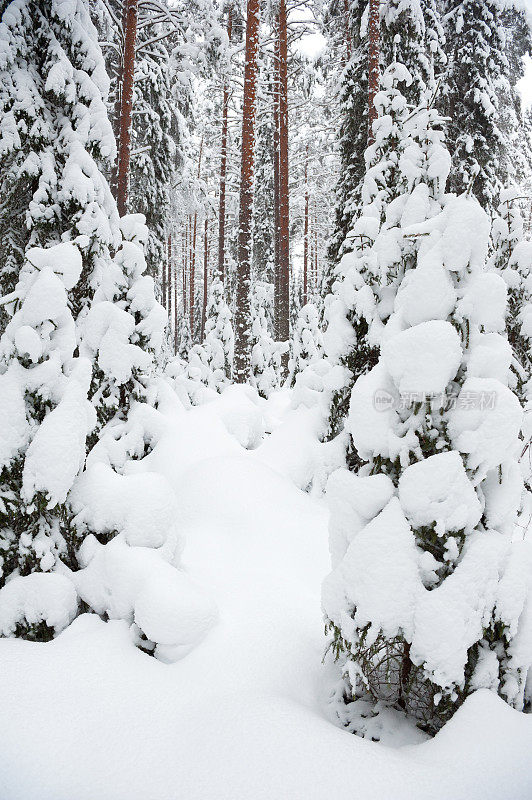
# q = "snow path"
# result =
<box><xmin>0</xmin><ymin>397</ymin><xmax>531</xmax><ymax>799</ymax></box>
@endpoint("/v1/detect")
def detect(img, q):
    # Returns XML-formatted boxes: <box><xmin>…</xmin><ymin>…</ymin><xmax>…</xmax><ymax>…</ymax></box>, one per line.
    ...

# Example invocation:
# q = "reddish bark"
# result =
<box><xmin>277</xmin><ymin>0</ymin><xmax>290</xmax><ymax>368</ymax></box>
<box><xmin>303</xmin><ymin>143</ymin><xmax>309</xmax><ymax>306</ymax></box>
<box><xmin>272</xmin><ymin>54</ymin><xmax>281</xmax><ymax>339</ymax></box>
<box><xmin>202</xmin><ymin>216</ymin><xmax>208</xmax><ymax>339</ymax></box>
<box><xmin>190</xmin><ymin>138</ymin><xmax>204</xmax><ymax>336</ymax></box>
<box><xmin>233</xmin><ymin>0</ymin><xmax>260</xmax><ymax>382</ymax></box>
<box><xmin>218</xmin><ymin>6</ymin><xmax>233</xmax><ymax>282</ymax></box>
<box><xmin>116</xmin><ymin>0</ymin><xmax>139</xmax><ymax>217</ymax></box>
<box><xmin>368</xmin><ymin>0</ymin><xmax>380</xmax><ymax>144</ymax></box>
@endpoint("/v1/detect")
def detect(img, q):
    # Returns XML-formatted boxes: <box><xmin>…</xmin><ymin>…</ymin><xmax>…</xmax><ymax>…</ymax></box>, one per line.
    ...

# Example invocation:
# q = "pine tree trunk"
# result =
<box><xmin>277</xmin><ymin>0</ymin><xmax>290</xmax><ymax>370</ymax></box>
<box><xmin>116</xmin><ymin>0</ymin><xmax>138</xmax><ymax>217</ymax></box>
<box><xmin>368</xmin><ymin>0</ymin><xmax>380</xmax><ymax>144</ymax></box>
<box><xmin>202</xmin><ymin>216</ymin><xmax>208</xmax><ymax>339</ymax></box>
<box><xmin>110</xmin><ymin>2</ymin><xmax>127</xmax><ymax>199</ymax></box>
<box><xmin>162</xmin><ymin>243</ymin><xmax>168</xmax><ymax>310</ymax></box>
<box><xmin>303</xmin><ymin>142</ymin><xmax>309</xmax><ymax>306</ymax></box>
<box><xmin>190</xmin><ymin>138</ymin><xmax>204</xmax><ymax>338</ymax></box>
<box><xmin>218</xmin><ymin>7</ymin><xmax>233</xmax><ymax>283</ymax></box>
<box><xmin>343</xmin><ymin>0</ymin><xmax>351</xmax><ymax>63</ymax></box>
<box><xmin>313</xmin><ymin>225</ymin><xmax>318</xmax><ymax>291</ymax></box>
<box><xmin>173</xmin><ymin>250</ymin><xmax>178</xmax><ymax>355</ymax></box>
<box><xmin>272</xmin><ymin>43</ymin><xmax>281</xmax><ymax>340</ymax></box>
<box><xmin>233</xmin><ymin>0</ymin><xmax>260</xmax><ymax>382</ymax></box>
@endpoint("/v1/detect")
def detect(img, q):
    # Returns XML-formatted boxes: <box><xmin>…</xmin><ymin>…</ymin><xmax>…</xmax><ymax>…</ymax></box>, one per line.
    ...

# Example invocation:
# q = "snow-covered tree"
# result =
<box><xmin>289</xmin><ymin>302</ymin><xmax>323</xmax><ymax>384</ymax></box>
<box><xmin>443</xmin><ymin>0</ymin><xmax>531</xmax><ymax>210</ymax></box>
<box><xmin>323</xmin><ymin>89</ymin><xmax>531</xmax><ymax>733</ymax></box>
<box><xmin>80</xmin><ymin>214</ymin><xmax>166</xmax><ymax>446</ymax></box>
<box><xmin>186</xmin><ymin>277</ymin><xmax>233</xmax><ymax>392</ymax></box>
<box><xmin>250</xmin><ymin>282</ymin><xmax>280</xmax><ymax>398</ymax></box>
<box><xmin>0</xmin><ymin>243</ymin><xmax>95</xmax><ymax>637</ymax></box>
<box><xmin>0</xmin><ymin>0</ymin><xmax>120</xmax><ymax>332</ymax></box>
<box><xmin>324</xmin><ymin>63</ymin><xmax>418</xmax><ymax>445</ymax></box>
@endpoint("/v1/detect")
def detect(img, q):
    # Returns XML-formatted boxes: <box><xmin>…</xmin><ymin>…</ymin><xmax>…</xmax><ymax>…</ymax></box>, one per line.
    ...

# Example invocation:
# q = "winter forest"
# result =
<box><xmin>2</xmin><ymin>0</ymin><xmax>532</xmax><ymax>796</ymax></box>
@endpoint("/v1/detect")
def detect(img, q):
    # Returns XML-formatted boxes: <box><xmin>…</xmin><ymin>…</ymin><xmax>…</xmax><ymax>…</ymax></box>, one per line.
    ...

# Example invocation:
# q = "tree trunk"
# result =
<box><xmin>218</xmin><ymin>6</ymin><xmax>233</xmax><ymax>283</ymax></box>
<box><xmin>110</xmin><ymin>2</ymin><xmax>127</xmax><ymax>199</ymax></box>
<box><xmin>173</xmin><ymin>249</ymin><xmax>178</xmax><ymax>355</ymax></box>
<box><xmin>303</xmin><ymin>142</ymin><xmax>309</xmax><ymax>306</ymax></box>
<box><xmin>190</xmin><ymin>137</ymin><xmax>204</xmax><ymax>338</ymax></box>
<box><xmin>368</xmin><ymin>0</ymin><xmax>380</xmax><ymax>144</ymax></box>
<box><xmin>116</xmin><ymin>0</ymin><xmax>139</xmax><ymax>217</ymax></box>
<box><xmin>343</xmin><ymin>0</ymin><xmax>352</xmax><ymax>63</ymax></box>
<box><xmin>162</xmin><ymin>242</ymin><xmax>168</xmax><ymax>310</ymax></box>
<box><xmin>272</xmin><ymin>49</ymin><xmax>281</xmax><ymax>339</ymax></box>
<box><xmin>277</xmin><ymin>0</ymin><xmax>290</xmax><ymax>370</ymax></box>
<box><xmin>233</xmin><ymin>0</ymin><xmax>260</xmax><ymax>382</ymax></box>
<box><xmin>313</xmin><ymin>225</ymin><xmax>318</xmax><ymax>292</ymax></box>
<box><xmin>202</xmin><ymin>216</ymin><xmax>208</xmax><ymax>339</ymax></box>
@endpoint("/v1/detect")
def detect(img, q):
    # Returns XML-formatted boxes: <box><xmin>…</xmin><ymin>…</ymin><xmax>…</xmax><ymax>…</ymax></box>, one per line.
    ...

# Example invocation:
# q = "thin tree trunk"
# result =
<box><xmin>162</xmin><ymin>242</ymin><xmax>168</xmax><ymax>310</ymax></box>
<box><xmin>234</xmin><ymin>0</ymin><xmax>261</xmax><ymax>382</ymax></box>
<box><xmin>313</xmin><ymin>225</ymin><xmax>318</xmax><ymax>292</ymax></box>
<box><xmin>343</xmin><ymin>0</ymin><xmax>351</xmax><ymax>63</ymax></box>
<box><xmin>190</xmin><ymin>138</ymin><xmax>204</xmax><ymax>337</ymax></box>
<box><xmin>174</xmin><ymin>251</ymin><xmax>178</xmax><ymax>355</ymax></box>
<box><xmin>202</xmin><ymin>216</ymin><xmax>208</xmax><ymax>339</ymax></box>
<box><xmin>277</xmin><ymin>0</ymin><xmax>290</xmax><ymax>369</ymax></box>
<box><xmin>110</xmin><ymin>2</ymin><xmax>127</xmax><ymax>199</ymax></box>
<box><xmin>303</xmin><ymin>142</ymin><xmax>309</xmax><ymax>306</ymax></box>
<box><xmin>272</xmin><ymin>54</ymin><xmax>281</xmax><ymax>339</ymax></box>
<box><xmin>116</xmin><ymin>0</ymin><xmax>139</xmax><ymax>216</ymax></box>
<box><xmin>218</xmin><ymin>6</ymin><xmax>233</xmax><ymax>283</ymax></box>
<box><xmin>368</xmin><ymin>0</ymin><xmax>380</xmax><ymax>144</ymax></box>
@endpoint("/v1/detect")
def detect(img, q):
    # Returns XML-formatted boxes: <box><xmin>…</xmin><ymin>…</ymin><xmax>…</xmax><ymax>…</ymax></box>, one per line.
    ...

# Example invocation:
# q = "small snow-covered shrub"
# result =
<box><xmin>250</xmin><ymin>283</ymin><xmax>281</xmax><ymax>399</ymax></box>
<box><xmin>0</xmin><ymin>573</ymin><xmax>78</xmax><ymax>641</ymax></box>
<box><xmin>289</xmin><ymin>303</ymin><xmax>323</xmax><ymax>385</ymax></box>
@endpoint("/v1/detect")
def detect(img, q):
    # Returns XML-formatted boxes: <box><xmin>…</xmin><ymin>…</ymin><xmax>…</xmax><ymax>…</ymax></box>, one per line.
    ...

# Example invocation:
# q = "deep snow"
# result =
<box><xmin>0</xmin><ymin>389</ymin><xmax>531</xmax><ymax>800</ymax></box>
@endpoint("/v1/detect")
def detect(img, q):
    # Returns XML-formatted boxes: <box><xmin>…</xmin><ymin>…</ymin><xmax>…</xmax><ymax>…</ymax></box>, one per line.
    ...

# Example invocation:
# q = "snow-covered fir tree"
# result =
<box><xmin>0</xmin><ymin>243</ymin><xmax>94</xmax><ymax>636</ymax></box>
<box><xmin>442</xmin><ymin>0</ymin><xmax>531</xmax><ymax>210</ymax></box>
<box><xmin>289</xmin><ymin>302</ymin><xmax>323</xmax><ymax>385</ymax></box>
<box><xmin>323</xmin><ymin>80</ymin><xmax>531</xmax><ymax>733</ymax></box>
<box><xmin>324</xmin><ymin>63</ymin><xmax>417</xmax><ymax>446</ymax></box>
<box><xmin>80</xmin><ymin>214</ymin><xmax>167</xmax><ymax>447</ymax></box>
<box><xmin>186</xmin><ymin>277</ymin><xmax>233</xmax><ymax>392</ymax></box>
<box><xmin>250</xmin><ymin>282</ymin><xmax>280</xmax><ymax>398</ymax></box>
<box><xmin>0</xmin><ymin>0</ymin><xmax>120</xmax><ymax>332</ymax></box>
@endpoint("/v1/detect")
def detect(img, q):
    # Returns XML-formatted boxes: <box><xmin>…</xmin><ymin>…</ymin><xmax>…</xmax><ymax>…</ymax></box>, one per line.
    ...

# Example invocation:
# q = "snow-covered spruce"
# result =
<box><xmin>442</xmin><ymin>0</ymin><xmax>531</xmax><ymax>210</ymax></box>
<box><xmin>289</xmin><ymin>302</ymin><xmax>323</xmax><ymax>386</ymax></box>
<box><xmin>0</xmin><ymin>0</ymin><xmax>119</xmax><ymax>332</ymax></box>
<box><xmin>490</xmin><ymin>187</ymin><xmax>532</xmax><ymax>404</ymax></box>
<box><xmin>186</xmin><ymin>278</ymin><xmax>233</xmax><ymax>393</ymax></box>
<box><xmin>323</xmin><ymin>64</ymin><xmax>449</xmax><ymax>457</ymax></box>
<box><xmin>80</xmin><ymin>214</ymin><xmax>166</xmax><ymax>442</ymax></box>
<box><xmin>322</xmin><ymin>184</ymin><xmax>532</xmax><ymax>733</ymax></box>
<box><xmin>250</xmin><ymin>282</ymin><xmax>281</xmax><ymax>399</ymax></box>
<box><xmin>0</xmin><ymin>243</ymin><xmax>94</xmax><ymax>639</ymax></box>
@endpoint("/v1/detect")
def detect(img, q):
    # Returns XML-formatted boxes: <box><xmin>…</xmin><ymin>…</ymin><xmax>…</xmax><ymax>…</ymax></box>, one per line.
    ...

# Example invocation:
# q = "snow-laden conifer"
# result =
<box><xmin>323</xmin><ymin>81</ymin><xmax>532</xmax><ymax>733</ymax></box>
<box><xmin>0</xmin><ymin>243</ymin><xmax>94</xmax><ymax>637</ymax></box>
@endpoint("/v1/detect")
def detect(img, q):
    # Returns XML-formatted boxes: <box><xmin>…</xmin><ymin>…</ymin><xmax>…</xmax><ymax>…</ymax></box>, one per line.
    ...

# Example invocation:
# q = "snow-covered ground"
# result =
<box><xmin>0</xmin><ymin>388</ymin><xmax>531</xmax><ymax>800</ymax></box>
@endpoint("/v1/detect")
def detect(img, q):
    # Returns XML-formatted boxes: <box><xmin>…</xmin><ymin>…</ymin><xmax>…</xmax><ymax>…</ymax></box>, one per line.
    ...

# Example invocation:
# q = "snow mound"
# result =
<box><xmin>74</xmin><ymin>535</ymin><xmax>217</xmax><ymax>662</ymax></box>
<box><xmin>70</xmin><ymin>462</ymin><xmax>181</xmax><ymax>554</ymax></box>
<box><xmin>0</xmin><ymin>573</ymin><xmax>78</xmax><ymax>638</ymax></box>
<box><xmin>398</xmin><ymin>451</ymin><xmax>482</xmax><ymax>535</ymax></box>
